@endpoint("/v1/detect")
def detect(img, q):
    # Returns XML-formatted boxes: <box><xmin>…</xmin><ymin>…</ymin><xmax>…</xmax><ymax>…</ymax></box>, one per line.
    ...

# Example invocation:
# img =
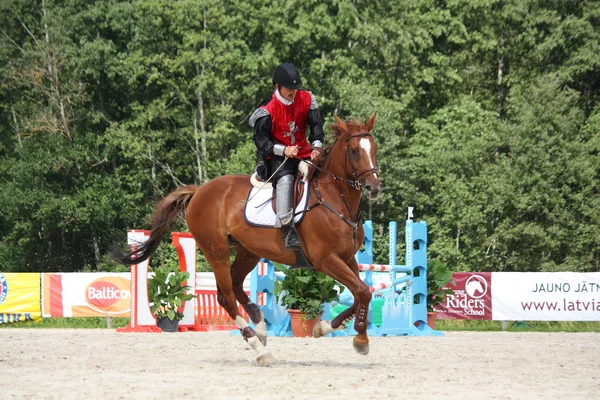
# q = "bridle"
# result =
<box><xmin>303</xmin><ymin>132</ymin><xmax>378</xmax><ymax>190</ymax></box>
<box><xmin>344</xmin><ymin>132</ymin><xmax>379</xmax><ymax>184</ymax></box>
<box><xmin>300</xmin><ymin>131</ymin><xmax>379</xmax><ymax>234</ymax></box>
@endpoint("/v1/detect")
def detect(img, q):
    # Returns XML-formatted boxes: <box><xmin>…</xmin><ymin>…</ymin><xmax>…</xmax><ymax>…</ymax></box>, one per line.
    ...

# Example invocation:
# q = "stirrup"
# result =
<box><xmin>283</xmin><ymin>225</ymin><xmax>301</xmax><ymax>250</ymax></box>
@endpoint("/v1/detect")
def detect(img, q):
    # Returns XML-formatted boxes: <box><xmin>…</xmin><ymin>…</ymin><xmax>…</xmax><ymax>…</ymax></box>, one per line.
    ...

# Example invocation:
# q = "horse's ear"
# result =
<box><xmin>365</xmin><ymin>112</ymin><xmax>377</xmax><ymax>132</ymax></box>
<box><xmin>334</xmin><ymin>114</ymin><xmax>349</xmax><ymax>134</ymax></box>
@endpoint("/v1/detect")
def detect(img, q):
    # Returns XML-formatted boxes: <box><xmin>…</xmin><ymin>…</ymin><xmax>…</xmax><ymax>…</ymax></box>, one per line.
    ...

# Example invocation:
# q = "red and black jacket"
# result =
<box><xmin>250</xmin><ymin>90</ymin><xmax>324</xmax><ymax>159</ymax></box>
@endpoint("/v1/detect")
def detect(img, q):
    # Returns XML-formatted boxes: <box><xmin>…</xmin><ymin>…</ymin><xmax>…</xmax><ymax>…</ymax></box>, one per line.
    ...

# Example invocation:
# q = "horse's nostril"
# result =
<box><xmin>365</xmin><ymin>185</ymin><xmax>372</xmax><ymax>192</ymax></box>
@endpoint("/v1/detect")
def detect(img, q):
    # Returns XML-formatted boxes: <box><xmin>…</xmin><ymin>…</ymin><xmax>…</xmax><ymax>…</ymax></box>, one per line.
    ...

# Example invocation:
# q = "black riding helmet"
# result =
<box><xmin>272</xmin><ymin>63</ymin><xmax>303</xmax><ymax>90</ymax></box>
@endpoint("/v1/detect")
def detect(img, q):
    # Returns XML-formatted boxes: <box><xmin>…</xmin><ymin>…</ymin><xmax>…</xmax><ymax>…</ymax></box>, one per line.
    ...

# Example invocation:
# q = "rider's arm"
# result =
<box><xmin>307</xmin><ymin>92</ymin><xmax>324</xmax><ymax>148</ymax></box>
<box><xmin>253</xmin><ymin>114</ymin><xmax>285</xmax><ymax>157</ymax></box>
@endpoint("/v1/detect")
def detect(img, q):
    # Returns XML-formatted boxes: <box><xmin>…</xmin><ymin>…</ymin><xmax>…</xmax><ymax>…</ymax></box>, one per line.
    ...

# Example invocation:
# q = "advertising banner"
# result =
<box><xmin>434</xmin><ymin>272</ymin><xmax>493</xmax><ymax>320</ymax></box>
<box><xmin>492</xmin><ymin>272</ymin><xmax>600</xmax><ymax>321</ymax></box>
<box><xmin>0</xmin><ymin>273</ymin><xmax>42</xmax><ymax>324</ymax></box>
<box><xmin>42</xmin><ymin>273</ymin><xmax>131</xmax><ymax>317</ymax></box>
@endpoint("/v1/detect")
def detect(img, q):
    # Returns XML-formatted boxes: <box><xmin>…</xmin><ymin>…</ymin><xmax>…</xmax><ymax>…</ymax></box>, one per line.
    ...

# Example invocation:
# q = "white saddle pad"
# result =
<box><xmin>244</xmin><ymin>180</ymin><xmax>310</xmax><ymax>228</ymax></box>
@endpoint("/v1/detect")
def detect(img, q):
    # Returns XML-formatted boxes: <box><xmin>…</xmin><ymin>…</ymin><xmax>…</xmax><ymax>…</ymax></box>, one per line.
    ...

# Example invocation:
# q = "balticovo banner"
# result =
<box><xmin>42</xmin><ymin>273</ymin><xmax>131</xmax><ymax>318</ymax></box>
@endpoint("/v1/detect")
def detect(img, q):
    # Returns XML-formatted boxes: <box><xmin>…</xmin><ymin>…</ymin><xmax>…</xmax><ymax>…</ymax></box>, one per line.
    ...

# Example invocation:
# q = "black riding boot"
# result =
<box><xmin>283</xmin><ymin>223</ymin><xmax>301</xmax><ymax>250</ymax></box>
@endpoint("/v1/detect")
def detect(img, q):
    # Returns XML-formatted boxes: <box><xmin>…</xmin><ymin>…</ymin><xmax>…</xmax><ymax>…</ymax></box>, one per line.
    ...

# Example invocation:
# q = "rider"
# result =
<box><xmin>249</xmin><ymin>63</ymin><xmax>324</xmax><ymax>250</ymax></box>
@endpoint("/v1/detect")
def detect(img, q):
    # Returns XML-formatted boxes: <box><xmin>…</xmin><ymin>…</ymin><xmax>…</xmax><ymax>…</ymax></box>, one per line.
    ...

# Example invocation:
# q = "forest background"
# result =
<box><xmin>0</xmin><ymin>0</ymin><xmax>598</xmax><ymax>273</ymax></box>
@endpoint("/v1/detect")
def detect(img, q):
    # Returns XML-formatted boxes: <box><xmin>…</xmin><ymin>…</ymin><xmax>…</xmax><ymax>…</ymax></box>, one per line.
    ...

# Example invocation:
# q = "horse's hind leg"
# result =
<box><xmin>204</xmin><ymin>248</ymin><xmax>275</xmax><ymax>365</ymax></box>
<box><xmin>230</xmin><ymin>246</ymin><xmax>266</xmax><ymax>346</ymax></box>
<box><xmin>313</xmin><ymin>305</ymin><xmax>356</xmax><ymax>338</ymax></box>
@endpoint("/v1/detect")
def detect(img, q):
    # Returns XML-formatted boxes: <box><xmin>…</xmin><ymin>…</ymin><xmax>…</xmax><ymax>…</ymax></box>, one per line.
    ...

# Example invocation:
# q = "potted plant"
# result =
<box><xmin>427</xmin><ymin>259</ymin><xmax>455</xmax><ymax>329</ymax></box>
<box><xmin>274</xmin><ymin>265</ymin><xmax>344</xmax><ymax>337</ymax></box>
<box><xmin>147</xmin><ymin>269</ymin><xmax>196</xmax><ymax>332</ymax></box>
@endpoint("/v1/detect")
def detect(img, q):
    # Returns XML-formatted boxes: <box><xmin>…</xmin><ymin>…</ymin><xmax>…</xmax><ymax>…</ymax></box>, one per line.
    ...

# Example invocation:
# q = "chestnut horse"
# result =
<box><xmin>117</xmin><ymin>114</ymin><xmax>382</xmax><ymax>364</ymax></box>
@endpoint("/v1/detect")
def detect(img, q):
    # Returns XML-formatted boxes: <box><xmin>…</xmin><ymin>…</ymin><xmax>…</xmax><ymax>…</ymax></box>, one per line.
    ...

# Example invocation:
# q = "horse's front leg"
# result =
<box><xmin>313</xmin><ymin>255</ymin><xmax>371</xmax><ymax>355</ymax></box>
<box><xmin>313</xmin><ymin>255</ymin><xmax>360</xmax><ymax>336</ymax></box>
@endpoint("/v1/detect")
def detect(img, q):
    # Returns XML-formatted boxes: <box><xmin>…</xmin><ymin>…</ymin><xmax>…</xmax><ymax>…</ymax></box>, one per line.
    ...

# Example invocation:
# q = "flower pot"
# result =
<box><xmin>157</xmin><ymin>317</ymin><xmax>179</xmax><ymax>332</ymax></box>
<box><xmin>427</xmin><ymin>311</ymin><xmax>438</xmax><ymax>329</ymax></box>
<box><xmin>288</xmin><ymin>309</ymin><xmax>320</xmax><ymax>337</ymax></box>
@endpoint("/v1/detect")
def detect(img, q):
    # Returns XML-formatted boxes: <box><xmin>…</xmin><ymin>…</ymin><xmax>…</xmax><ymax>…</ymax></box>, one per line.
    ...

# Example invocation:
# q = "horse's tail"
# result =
<box><xmin>114</xmin><ymin>185</ymin><xmax>200</xmax><ymax>265</ymax></box>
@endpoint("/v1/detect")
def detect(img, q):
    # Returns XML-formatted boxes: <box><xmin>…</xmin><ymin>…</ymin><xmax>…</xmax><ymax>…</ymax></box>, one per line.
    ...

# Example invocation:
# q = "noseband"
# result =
<box><xmin>344</xmin><ymin>132</ymin><xmax>379</xmax><ymax>183</ymax></box>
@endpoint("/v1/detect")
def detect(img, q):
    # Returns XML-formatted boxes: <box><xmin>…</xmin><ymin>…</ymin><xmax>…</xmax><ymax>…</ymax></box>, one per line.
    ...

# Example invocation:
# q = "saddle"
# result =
<box><xmin>245</xmin><ymin>162</ymin><xmax>314</xmax><ymax>269</ymax></box>
<box><xmin>244</xmin><ymin>165</ymin><xmax>311</xmax><ymax>228</ymax></box>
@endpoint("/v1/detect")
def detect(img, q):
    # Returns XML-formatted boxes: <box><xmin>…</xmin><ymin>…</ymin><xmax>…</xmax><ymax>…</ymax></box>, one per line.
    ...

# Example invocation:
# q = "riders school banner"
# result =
<box><xmin>492</xmin><ymin>272</ymin><xmax>600</xmax><ymax>321</ymax></box>
<box><xmin>42</xmin><ymin>273</ymin><xmax>131</xmax><ymax>317</ymax></box>
<box><xmin>434</xmin><ymin>273</ymin><xmax>493</xmax><ymax>320</ymax></box>
<box><xmin>0</xmin><ymin>273</ymin><xmax>42</xmax><ymax>324</ymax></box>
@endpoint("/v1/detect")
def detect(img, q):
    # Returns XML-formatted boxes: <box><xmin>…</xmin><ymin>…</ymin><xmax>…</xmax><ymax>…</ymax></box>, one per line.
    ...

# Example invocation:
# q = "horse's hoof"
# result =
<box><xmin>256</xmin><ymin>351</ymin><xmax>276</xmax><ymax>365</ymax></box>
<box><xmin>353</xmin><ymin>338</ymin><xmax>370</xmax><ymax>355</ymax></box>
<box><xmin>313</xmin><ymin>320</ymin><xmax>331</xmax><ymax>338</ymax></box>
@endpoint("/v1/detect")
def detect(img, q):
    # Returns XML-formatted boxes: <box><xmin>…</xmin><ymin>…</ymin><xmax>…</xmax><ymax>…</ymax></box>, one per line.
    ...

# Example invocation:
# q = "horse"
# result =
<box><xmin>116</xmin><ymin>113</ymin><xmax>383</xmax><ymax>364</ymax></box>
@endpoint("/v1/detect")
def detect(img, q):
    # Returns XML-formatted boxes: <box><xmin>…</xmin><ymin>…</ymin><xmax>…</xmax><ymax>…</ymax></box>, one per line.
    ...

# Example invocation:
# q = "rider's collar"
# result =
<box><xmin>274</xmin><ymin>89</ymin><xmax>293</xmax><ymax>106</ymax></box>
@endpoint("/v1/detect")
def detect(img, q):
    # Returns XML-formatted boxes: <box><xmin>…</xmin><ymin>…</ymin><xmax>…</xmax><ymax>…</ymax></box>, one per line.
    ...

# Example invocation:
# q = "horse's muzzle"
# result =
<box><xmin>364</xmin><ymin>178</ymin><xmax>383</xmax><ymax>200</ymax></box>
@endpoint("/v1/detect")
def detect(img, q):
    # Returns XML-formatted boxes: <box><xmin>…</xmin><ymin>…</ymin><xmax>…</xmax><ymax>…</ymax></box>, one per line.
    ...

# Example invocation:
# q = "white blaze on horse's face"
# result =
<box><xmin>359</xmin><ymin>137</ymin><xmax>378</xmax><ymax>180</ymax></box>
<box><xmin>354</xmin><ymin>135</ymin><xmax>382</xmax><ymax>200</ymax></box>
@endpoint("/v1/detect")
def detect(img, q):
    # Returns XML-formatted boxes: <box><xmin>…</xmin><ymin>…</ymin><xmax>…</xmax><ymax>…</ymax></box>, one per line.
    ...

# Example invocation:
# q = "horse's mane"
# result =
<box><xmin>306</xmin><ymin>119</ymin><xmax>368</xmax><ymax>181</ymax></box>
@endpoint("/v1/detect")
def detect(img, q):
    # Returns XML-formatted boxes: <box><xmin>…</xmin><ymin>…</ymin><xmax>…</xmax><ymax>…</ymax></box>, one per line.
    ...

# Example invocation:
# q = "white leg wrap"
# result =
<box><xmin>235</xmin><ymin>316</ymin><xmax>275</xmax><ymax>364</ymax></box>
<box><xmin>313</xmin><ymin>318</ymin><xmax>352</xmax><ymax>338</ymax></box>
<box><xmin>254</xmin><ymin>312</ymin><xmax>267</xmax><ymax>343</ymax></box>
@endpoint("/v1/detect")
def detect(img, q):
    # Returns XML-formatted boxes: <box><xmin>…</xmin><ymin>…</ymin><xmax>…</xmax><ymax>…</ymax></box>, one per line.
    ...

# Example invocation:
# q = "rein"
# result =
<box><xmin>301</xmin><ymin>159</ymin><xmax>361</xmax><ymax>190</ymax></box>
<box><xmin>303</xmin><ymin>174</ymin><xmax>361</xmax><ymax>231</ymax></box>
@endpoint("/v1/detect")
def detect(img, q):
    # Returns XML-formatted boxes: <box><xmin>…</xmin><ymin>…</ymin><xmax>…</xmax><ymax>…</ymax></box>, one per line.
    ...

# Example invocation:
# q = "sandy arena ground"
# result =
<box><xmin>1</xmin><ymin>329</ymin><xmax>598</xmax><ymax>399</ymax></box>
